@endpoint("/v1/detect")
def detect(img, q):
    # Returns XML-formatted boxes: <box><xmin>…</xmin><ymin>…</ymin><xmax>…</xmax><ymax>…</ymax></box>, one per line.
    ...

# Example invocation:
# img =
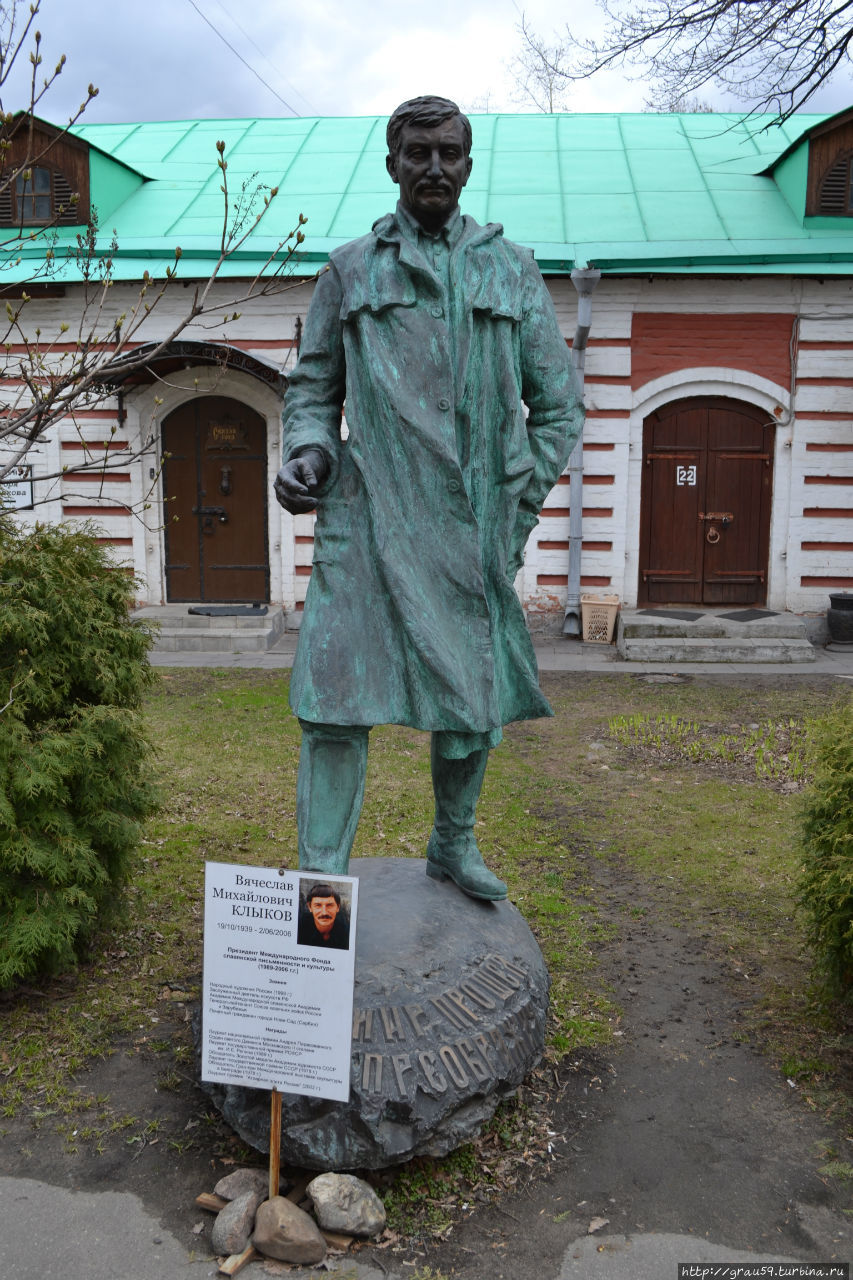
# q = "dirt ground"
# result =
<box><xmin>1</xmin><ymin>671</ymin><xmax>851</xmax><ymax>1276</ymax></box>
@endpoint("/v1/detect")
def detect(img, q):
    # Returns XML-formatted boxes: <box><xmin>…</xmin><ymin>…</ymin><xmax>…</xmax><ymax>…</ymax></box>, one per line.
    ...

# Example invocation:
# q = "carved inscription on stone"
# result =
<box><xmin>352</xmin><ymin>953</ymin><xmax>539</xmax><ymax>1101</ymax></box>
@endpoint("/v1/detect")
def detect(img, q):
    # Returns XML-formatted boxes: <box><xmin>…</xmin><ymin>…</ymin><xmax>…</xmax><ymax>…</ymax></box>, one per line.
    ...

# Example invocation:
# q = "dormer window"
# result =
<box><xmin>816</xmin><ymin>150</ymin><xmax>853</xmax><ymax>215</ymax></box>
<box><xmin>804</xmin><ymin>108</ymin><xmax>853</xmax><ymax>217</ymax></box>
<box><xmin>14</xmin><ymin>165</ymin><xmax>75</xmax><ymax>223</ymax></box>
<box><xmin>0</xmin><ymin>115</ymin><xmax>90</xmax><ymax>227</ymax></box>
<box><xmin>1</xmin><ymin>164</ymin><xmax>77</xmax><ymax>225</ymax></box>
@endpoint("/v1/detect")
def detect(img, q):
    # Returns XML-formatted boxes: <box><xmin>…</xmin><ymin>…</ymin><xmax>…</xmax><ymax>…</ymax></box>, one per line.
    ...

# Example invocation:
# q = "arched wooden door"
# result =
<box><xmin>162</xmin><ymin>396</ymin><xmax>269</xmax><ymax>602</ymax></box>
<box><xmin>639</xmin><ymin>397</ymin><xmax>774</xmax><ymax>607</ymax></box>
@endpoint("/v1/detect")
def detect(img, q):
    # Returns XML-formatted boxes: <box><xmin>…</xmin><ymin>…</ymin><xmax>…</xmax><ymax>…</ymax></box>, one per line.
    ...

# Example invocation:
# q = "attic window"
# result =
<box><xmin>805</xmin><ymin>112</ymin><xmax>853</xmax><ymax>216</ymax></box>
<box><xmin>817</xmin><ymin>151</ymin><xmax>853</xmax><ymax>215</ymax></box>
<box><xmin>0</xmin><ymin>165</ymin><xmax>78</xmax><ymax>225</ymax></box>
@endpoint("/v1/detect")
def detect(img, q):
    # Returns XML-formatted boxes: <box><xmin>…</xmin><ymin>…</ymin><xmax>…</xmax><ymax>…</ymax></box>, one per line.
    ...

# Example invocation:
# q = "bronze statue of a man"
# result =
<box><xmin>274</xmin><ymin>95</ymin><xmax>583</xmax><ymax>901</ymax></box>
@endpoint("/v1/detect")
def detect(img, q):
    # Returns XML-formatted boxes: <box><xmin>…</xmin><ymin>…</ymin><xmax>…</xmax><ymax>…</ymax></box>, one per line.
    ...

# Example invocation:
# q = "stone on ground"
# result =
<box><xmin>213</xmin><ymin>1167</ymin><xmax>270</xmax><ymax>1200</ymax></box>
<box><xmin>252</xmin><ymin>1196</ymin><xmax>327</xmax><ymax>1264</ymax></box>
<box><xmin>210</xmin><ymin>1188</ymin><xmax>264</xmax><ymax>1255</ymax></box>
<box><xmin>307</xmin><ymin>1173</ymin><xmax>387</xmax><ymax>1236</ymax></box>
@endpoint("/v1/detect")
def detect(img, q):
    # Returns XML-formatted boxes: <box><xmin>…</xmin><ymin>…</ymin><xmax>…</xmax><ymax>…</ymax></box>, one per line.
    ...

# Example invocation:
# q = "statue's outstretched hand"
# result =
<box><xmin>274</xmin><ymin>449</ymin><xmax>330</xmax><ymax>513</ymax></box>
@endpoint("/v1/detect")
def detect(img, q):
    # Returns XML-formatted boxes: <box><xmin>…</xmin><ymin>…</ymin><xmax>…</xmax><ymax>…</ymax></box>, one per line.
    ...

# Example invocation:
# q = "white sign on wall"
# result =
<box><xmin>202</xmin><ymin>862</ymin><xmax>358</xmax><ymax>1102</ymax></box>
<box><xmin>1</xmin><ymin>465</ymin><xmax>33</xmax><ymax>509</ymax></box>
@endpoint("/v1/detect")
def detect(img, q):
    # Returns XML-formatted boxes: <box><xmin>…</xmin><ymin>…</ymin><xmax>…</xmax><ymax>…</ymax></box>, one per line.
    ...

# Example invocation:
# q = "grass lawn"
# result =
<box><xmin>1</xmin><ymin>668</ymin><xmax>849</xmax><ymax>1184</ymax></box>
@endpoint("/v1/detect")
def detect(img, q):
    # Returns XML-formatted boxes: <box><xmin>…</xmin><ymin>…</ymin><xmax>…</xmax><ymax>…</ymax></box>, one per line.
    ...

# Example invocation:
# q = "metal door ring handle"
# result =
<box><xmin>706</xmin><ymin>527</ymin><xmax>721</xmax><ymax>544</ymax></box>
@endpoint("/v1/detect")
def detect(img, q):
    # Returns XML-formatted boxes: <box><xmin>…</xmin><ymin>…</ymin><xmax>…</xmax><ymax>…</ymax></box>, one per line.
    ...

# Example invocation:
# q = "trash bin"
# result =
<box><xmin>827</xmin><ymin>592</ymin><xmax>853</xmax><ymax>644</ymax></box>
<box><xmin>581</xmin><ymin>594</ymin><xmax>619</xmax><ymax>644</ymax></box>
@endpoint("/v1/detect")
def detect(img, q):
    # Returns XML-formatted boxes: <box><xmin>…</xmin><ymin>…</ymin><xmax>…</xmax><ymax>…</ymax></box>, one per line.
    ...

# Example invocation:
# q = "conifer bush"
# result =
<box><xmin>0</xmin><ymin>519</ymin><xmax>158</xmax><ymax>987</ymax></box>
<box><xmin>798</xmin><ymin>697</ymin><xmax>853</xmax><ymax>1001</ymax></box>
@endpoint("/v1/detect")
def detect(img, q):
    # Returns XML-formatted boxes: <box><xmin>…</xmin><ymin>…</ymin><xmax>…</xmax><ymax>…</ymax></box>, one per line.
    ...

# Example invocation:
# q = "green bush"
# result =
<box><xmin>798</xmin><ymin>697</ymin><xmax>853</xmax><ymax>1000</ymax></box>
<box><xmin>0</xmin><ymin>519</ymin><xmax>158</xmax><ymax>987</ymax></box>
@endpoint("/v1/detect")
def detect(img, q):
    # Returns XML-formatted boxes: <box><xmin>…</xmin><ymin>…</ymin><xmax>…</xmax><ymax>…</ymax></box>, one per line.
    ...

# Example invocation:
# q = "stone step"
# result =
<box><xmin>133</xmin><ymin>606</ymin><xmax>287</xmax><ymax>653</ymax></box>
<box><xmin>619</xmin><ymin>616</ymin><xmax>810</xmax><ymax>640</ymax></box>
<box><xmin>617</xmin><ymin>635</ymin><xmax>817</xmax><ymax>663</ymax></box>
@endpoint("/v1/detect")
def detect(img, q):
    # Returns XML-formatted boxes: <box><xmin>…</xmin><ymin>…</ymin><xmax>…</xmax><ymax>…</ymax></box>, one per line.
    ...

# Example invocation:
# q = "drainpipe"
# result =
<box><xmin>563</xmin><ymin>266</ymin><xmax>602</xmax><ymax>637</ymax></box>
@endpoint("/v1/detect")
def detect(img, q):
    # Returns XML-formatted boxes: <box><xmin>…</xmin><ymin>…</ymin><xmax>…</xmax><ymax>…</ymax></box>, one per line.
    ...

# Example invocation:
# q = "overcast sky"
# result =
<box><xmin>5</xmin><ymin>0</ymin><xmax>853</xmax><ymax>124</ymax></box>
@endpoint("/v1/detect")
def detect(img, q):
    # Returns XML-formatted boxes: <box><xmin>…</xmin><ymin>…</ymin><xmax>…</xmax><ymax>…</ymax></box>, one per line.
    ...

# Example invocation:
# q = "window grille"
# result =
<box><xmin>818</xmin><ymin>152</ymin><xmax>853</xmax><ymax>215</ymax></box>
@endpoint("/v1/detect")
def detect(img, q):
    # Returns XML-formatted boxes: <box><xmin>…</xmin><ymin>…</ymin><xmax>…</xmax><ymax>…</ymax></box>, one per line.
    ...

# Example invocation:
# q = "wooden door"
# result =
<box><xmin>639</xmin><ymin>398</ymin><xmax>773</xmax><ymax>606</ymax></box>
<box><xmin>162</xmin><ymin>397</ymin><xmax>269</xmax><ymax>602</ymax></box>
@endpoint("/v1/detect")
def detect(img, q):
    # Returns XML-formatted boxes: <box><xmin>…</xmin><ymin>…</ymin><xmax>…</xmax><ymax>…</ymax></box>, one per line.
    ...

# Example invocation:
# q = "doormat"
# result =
<box><xmin>717</xmin><ymin>609</ymin><xmax>778</xmax><ymax>622</ymax></box>
<box><xmin>187</xmin><ymin>605</ymin><xmax>268</xmax><ymax>617</ymax></box>
<box><xmin>637</xmin><ymin>609</ymin><xmax>705</xmax><ymax>622</ymax></box>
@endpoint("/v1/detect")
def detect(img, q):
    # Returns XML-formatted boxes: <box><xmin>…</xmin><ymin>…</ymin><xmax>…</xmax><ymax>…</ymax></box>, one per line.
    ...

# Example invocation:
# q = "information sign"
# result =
<box><xmin>1</xmin><ymin>464</ymin><xmax>33</xmax><ymax>509</ymax></box>
<box><xmin>202</xmin><ymin>863</ymin><xmax>358</xmax><ymax>1102</ymax></box>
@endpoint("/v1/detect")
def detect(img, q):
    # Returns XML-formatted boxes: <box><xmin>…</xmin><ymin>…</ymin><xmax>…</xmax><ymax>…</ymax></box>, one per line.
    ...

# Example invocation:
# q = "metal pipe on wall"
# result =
<box><xmin>563</xmin><ymin>267</ymin><xmax>602</xmax><ymax>636</ymax></box>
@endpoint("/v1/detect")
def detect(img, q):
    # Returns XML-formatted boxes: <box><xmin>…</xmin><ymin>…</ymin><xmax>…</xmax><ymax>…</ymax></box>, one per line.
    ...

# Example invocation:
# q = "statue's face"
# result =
<box><xmin>308</xmin><ymin>894</ymin><xmax>339</xmax><ymax>937</ymax></box>
<box><xmin>386</xmin><ymin>116</ymin><xmax>472</xmax><ymax>230</ymax></box>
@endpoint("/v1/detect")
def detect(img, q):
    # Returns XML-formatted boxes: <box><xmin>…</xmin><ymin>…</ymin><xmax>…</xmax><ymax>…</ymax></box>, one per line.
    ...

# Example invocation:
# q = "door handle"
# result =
<box><xmin>192</xmin><ymin>505</ymin><xmax>228</xmax><ymax>524</ymax></box>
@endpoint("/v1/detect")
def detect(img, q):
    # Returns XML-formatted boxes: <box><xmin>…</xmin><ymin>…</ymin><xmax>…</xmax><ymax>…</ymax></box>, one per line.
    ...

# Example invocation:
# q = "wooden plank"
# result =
<box><xmin>196</xmin><ymin>1192</ymin><xmax>229</xmax><ymax>1213</ymax></box>
<box><xmin>219</xmin><ymin>1244</ymin><xmax>258</xmax><ymax>1276</ymax></box>
<box><xmin>320</xmin><ymin>1229</ymin><xmax>354</xmax><ymax>1249</ymax></box>
<box><xmin>285</xmin><ymin>1172</ymin><xmax>314</xmax><ymax>1205</ymax></box>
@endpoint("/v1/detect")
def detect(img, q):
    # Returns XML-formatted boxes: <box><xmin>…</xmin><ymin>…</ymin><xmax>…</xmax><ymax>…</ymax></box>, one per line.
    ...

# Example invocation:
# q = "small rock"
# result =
<box><xmin>252</xmin><ymin>1196</ymin><xmax>326</xmax><ymax>1264</ymax></box>
<box><xmin>214</xmin><ymin>1167</ymin><xmax>271</xmax><ymax>1201</ymax></box>
<box><xmin>307</xmin><ymin>1173</ymin><xmax>387</xmax><ymax>1237</ymax></box>
<box><xmin>211</xmin><ymin>1188</ymin><xmax>264</xmax><ymax>1255</ymax></box>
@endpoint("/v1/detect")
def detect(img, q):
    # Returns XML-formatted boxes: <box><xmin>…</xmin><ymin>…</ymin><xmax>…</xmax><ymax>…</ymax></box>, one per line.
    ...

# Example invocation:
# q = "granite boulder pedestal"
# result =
<box><xmin>201</xmin><ymin>856</ymin><xmax>549</xmax><ymax>1169</ymax></box>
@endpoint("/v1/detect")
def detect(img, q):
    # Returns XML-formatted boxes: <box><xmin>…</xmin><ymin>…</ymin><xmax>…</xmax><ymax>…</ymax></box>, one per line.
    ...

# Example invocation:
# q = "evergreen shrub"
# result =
<box><xmin>0</xmin><ymin>519</ymin><xmax>158</xmax><ymax>987</ymax></box>
<box><xmin>798</xmin><ymin>696</ymin><xmax>853</xmax><ymax>1001</ymax></box>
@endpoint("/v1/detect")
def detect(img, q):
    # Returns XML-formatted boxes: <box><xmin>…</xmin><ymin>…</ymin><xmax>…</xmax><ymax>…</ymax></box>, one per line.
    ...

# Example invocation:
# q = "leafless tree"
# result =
<box><xmin>0</xmin><ymin>2</ymin><xmax>307</xmax><ymax>512</ymax></box>
<box><xmin>645</xmin><ymin>92</ymin><xmax>716</xmax><ymax>112</ymax></box>
<box><xmin>519</xmin><ymin>1</ymin><xmax>853</xmax><ymax>122</ymax></box>
<box><xmin>508</xmin><ymin>14</ymin><xmax>575</xmax><ymax>112</ymax></box>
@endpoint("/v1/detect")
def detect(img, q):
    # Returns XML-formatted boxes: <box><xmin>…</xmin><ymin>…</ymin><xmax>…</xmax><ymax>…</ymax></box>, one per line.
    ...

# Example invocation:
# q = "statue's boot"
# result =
<box><xmin>425</xmin><ymin>739</ymin><xmax>508</xmax><ymax>901</ymax></box>
<box><xmin>296</xmin><ymin>723</ymin><xmax>368</xmax><ymax>875</ymax></box>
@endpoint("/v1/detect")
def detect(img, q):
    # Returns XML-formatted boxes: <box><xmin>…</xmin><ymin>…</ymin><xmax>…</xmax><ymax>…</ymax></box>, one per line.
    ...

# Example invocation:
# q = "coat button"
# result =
<box><xmin>430</xmin><ymin>304</ymin><xmax>444</xmax><ymax>317</ymax></box>
<box><xmin>448</xmin><ymin>478</ymin><xmax>461</xmax><ymax>493</ymax></box>
<box><xmin>437</xmin><ymin>397</ymin><xmax>450</xmax><ymax>411</ymax></box>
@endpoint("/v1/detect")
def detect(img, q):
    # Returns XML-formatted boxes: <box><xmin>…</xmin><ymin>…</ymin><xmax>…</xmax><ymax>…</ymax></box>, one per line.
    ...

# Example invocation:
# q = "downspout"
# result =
<box><xmin>563</xmin><ymin>267</ymin><xmax>602</xmax><ymax>636</ymax></box>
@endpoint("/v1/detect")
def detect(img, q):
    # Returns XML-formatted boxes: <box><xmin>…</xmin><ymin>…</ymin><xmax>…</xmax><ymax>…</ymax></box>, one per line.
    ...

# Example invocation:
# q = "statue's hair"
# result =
<box><xmin>386</xmin><ymin>95</ymin><xmax>472</xmax><ymax>159</ymax></box>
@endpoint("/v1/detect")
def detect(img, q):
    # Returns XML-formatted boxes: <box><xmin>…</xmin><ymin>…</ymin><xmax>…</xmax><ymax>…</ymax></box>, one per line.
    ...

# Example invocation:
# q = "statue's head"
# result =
<box><xmin>386</xmin><ymin>95</ymin><xmax>473</xmax><ymax>232</ymax></box>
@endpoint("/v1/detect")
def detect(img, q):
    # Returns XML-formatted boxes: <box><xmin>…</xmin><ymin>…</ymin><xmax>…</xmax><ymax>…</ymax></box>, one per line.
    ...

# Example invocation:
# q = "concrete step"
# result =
<box><xmin>133</xmin><ymin>605</ymin><xmax>287</xmax><ymax>653</ymax></box>
<box><xmin>619</xmin><ymin>615</ymin><xmax>810</xmax><ymax>640</ymax></box>
<box><xmin>615</xmin><ymin>608</ymin><xmax>817</xmax><ymax>662</ymax></box>
<box><xmin>617</xmin><ymin>635</ymin><xmax>817</xmax><ymax>663</ymax></box>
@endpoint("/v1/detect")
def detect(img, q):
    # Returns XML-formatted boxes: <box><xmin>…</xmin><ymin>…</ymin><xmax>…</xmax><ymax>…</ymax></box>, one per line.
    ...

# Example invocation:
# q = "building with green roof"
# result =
<box><xmin>2</xmin><ymin>107</ymin><xmax>852</xmax><ymax>643</ymax></box>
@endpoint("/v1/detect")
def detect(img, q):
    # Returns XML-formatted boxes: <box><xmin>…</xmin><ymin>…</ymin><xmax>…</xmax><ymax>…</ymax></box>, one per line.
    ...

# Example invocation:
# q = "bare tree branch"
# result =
<box><xmin>519</xmin><ymin>1</ymin><xmax>853</xmax><ymax>122</ymax></box>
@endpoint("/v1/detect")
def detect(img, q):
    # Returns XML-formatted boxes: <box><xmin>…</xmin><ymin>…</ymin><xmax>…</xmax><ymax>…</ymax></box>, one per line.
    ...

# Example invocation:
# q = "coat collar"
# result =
<box><xmin>372</xmin><ymin>205</ymin><xmax>504</xmax><ymax>269</ymax></box>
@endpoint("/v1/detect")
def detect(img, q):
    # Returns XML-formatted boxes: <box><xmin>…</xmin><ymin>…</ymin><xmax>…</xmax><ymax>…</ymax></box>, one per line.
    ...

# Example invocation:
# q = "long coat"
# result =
<box><xmin>282</xmin><ymin>209</ymin><xmax>584</xmax><ymax>733</ymax></box>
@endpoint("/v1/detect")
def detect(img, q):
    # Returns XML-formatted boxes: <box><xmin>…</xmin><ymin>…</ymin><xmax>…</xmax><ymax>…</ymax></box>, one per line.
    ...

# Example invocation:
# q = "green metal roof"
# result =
<box><xmin>7</xmin><ymin>109</ymin><xmax>853</xmax><ymax>280</ymax></box>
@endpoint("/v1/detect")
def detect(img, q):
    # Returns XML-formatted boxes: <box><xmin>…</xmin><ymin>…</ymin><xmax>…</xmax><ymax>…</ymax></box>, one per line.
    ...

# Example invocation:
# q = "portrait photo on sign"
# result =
<box><xmin>296</xmin><ymin>878</ymin><xmax>352</xmax><ymax>950</ymax></box>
